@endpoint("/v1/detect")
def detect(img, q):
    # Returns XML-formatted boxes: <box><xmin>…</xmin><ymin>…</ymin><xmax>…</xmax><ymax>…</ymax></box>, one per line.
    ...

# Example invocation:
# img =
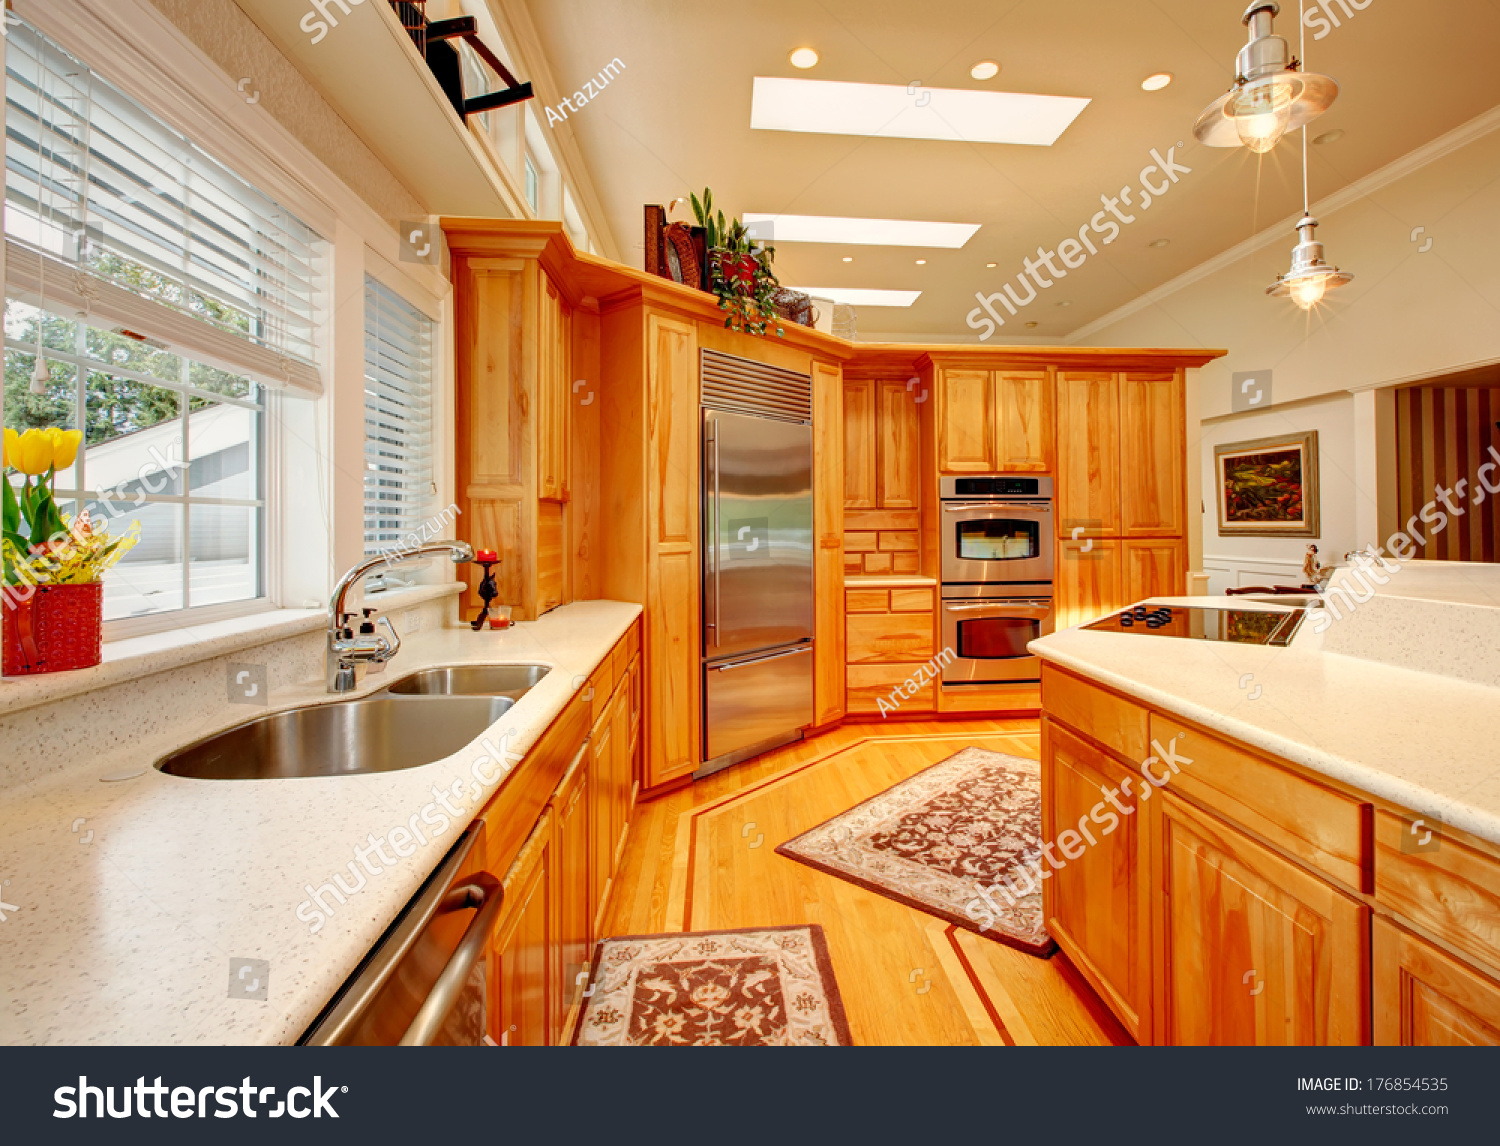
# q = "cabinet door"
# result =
<box><xmin>877</xmin><ymin>380</ymin><xmax>920</xmax><ymax>508</ymax></box>
<box><xmin>937</xmin><ymin>368</ymin><xmax>996</xmax><ymax>473</ymax></box>
<box><xmin>995</xmin><ymin>370</ymin><xmax>1053</xmax><ymax>472</ymax></box>
<box><xmin>1120</xmin><ymin>371</ymin><xmax>1183</xmax><ymax>536</ymax></box>
<box><xmin>1374</xmin><ymin>918</ymin><xmax>1500</xmax><ymax>1045</ymax></box>
<box><xmin>815</xmin><ymin>363</ymin><xmax>848</xmax><ymax>727</ymax></box>
<box><xmin>1157</xmin><ymin>791</ymin><xmax>1369</xmax><ymax>1046</ymax></box>
<box><xmin>1124</xmin><ymin>539</ymin><xmax>1186</xmax><ymax>604</ymax></box>
<box><xmin>1043</xmin><ymin>719</ymin><xmax>1149</xmax><ymax>1041</ymax></box>
<box><xmin>491</xmin><ymin>810</ymin><xmax>556</xmax><ymax>1046</ymax></box>
<box><xmin>1055</xmin><ymin>371</ymin><xmax>1120</xmax><ymax>537</ymax></box>
<box><xmin>609</xmin><ymin>677</ymin><xmax>633</xmax><ymax>872</ymax></box>
<box><xmin>552</xmin><ymin>749</ymin><xmax>592</xmax><ymax>1041</ymax></box>
<box><xmin>588</xmin><ymin>713</ymin><xmax>614</xmax><ymax>936</ymax></box>
<box><xmin>843</xmin><ymin>379</ymin><xmax>877</xmax><ymax>508</ymax></box>
<box><xmin>537</xmin><ymin>276</ymin><xmax>569</xmax><ymax>502</ymax></box>
<box><xmin>1055</xmin><ymin>539</ymin><xmax>1122</xmax><ymax>631</ymax></box>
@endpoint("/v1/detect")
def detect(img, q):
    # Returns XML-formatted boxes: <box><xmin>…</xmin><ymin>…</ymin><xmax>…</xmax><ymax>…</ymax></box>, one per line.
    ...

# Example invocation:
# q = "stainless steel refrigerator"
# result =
<box><xmin>700</xmin><ymin>406</ymin><xmax>815</xmax><ymax>777</ymax></box>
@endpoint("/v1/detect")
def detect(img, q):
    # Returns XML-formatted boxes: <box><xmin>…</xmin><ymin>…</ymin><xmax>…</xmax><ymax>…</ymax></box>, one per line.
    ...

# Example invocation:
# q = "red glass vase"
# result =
<box><xmin>2</xmin><ymin>582</ymin><xmax>104</xmax><ymax>675</ymax></box>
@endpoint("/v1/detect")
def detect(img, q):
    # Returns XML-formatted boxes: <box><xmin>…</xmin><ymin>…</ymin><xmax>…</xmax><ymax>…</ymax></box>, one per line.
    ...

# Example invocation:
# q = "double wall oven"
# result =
<box><xmin>940</xmin><ymin>476</ymin><xmax>1055</xmax><ymax>686</ymax></box>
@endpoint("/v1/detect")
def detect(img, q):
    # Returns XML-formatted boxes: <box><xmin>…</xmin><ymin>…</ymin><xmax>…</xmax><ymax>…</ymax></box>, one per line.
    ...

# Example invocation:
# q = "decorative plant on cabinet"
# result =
<box><xmin>689</xmin><ymin>188</ymin><xmax>784</xmax><ymax>338</ymax></box>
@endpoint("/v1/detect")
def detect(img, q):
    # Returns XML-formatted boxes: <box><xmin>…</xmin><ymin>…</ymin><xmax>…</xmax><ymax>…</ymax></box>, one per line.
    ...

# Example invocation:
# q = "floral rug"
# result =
<box><xmin>776</xmin><ymin>747</ymin><xmax>1055</xmax><ymax>957</ymax></box>
<box><xmin>572</xmin><ymin>926</ymin><xmax>851</xmax><ymax>1046</ymax></box>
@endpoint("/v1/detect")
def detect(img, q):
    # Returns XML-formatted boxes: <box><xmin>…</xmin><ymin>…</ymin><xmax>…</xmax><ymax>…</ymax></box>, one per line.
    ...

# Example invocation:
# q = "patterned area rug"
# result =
<box><xmin>776</xmin><ymin>747</ymin><xmax>1055</xmax><ymax>957</ymax></box>
<box><xmin>572</xmin><ymin>925</ymin><xmax>852</xmax><ymax>1046</ymax></box>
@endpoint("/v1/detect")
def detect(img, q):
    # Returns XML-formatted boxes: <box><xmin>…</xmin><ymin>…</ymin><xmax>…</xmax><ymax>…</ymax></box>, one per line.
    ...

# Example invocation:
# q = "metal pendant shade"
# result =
<box><xmin>1193</xmin><ymin>1</ymin><xmax>1338</xmax><ymax>151</ymax></box>
<box><xmin>1267</xmin><ymin>214</ymin><xmax>1354</xmax><ymax>309</ymax></box>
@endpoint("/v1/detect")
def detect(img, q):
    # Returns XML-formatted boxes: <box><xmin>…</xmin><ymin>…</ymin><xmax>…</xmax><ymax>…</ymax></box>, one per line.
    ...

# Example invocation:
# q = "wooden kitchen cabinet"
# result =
<box><xmin>608</xmin><ymin>668</ymin><xmax>634</xmax><ymax>872</ymax></box>
<box><xmin>1124</xmin><ymin>539</ymin><xmax>1186</xmax><ymax>602</ymax></box>
<box><xmin>588</xmin><ymin>701</ymin><xmax>615</xmax><ymax>936</ymax></box>
<box><xmin>1042</xmin><ymin>718</ymin><xmax>1149</xmax><ymax>1042</ymax></box>
<box><xmin>1155</xmin><ymin>790</ymin><xmax>1369</xmax><ymax>1046</ymax></box>
<box><xmin>1120</xmin><ymin>371</ymin><xmax>1184</xmax><ymax>536</ymax></box>
<box><xmin>994</xmin><ymin>370</ymin><xmax>1053</xmax><ymax>472</ymax></box>
<box><xmin>937</xmin><ymin>368</ymin><xmax>996</xmax><ymax>473</ymax></box>
<box><xmin>814</xmin><ymin>363</ymin><xmax>847</xmax><ymax>727</ymax></box>
<box><xmin>1374</xmin><ymin>918</ymin><xmax>1500</xmax><ymax>1045</ymax></box>
<box><xmin>844</xmin><ymin>586</ymin><xmax>936</xmax><ymax>715</ymax></box>
<box><xmin>537</xmin><ymin>274</ymin><xmax>571</xmax><ymax>503</ymax></box>
<box><xmin>491</xmin><ymin>808</ymin><xmax>557</xmax><ymax>1047</ymax></box>
<box><xmin>1055</xmin><ymin>371</ymin><xmax>1121</xmax><ymax>537</ymax></box>
<box><xmin>877</xmin><ymin>380</ymin><xmax>920</xmax><ymax>508</ymax></box>
<box><xmin>551</xmin><ymin>744</ymin><xmax>591</xmax><ymax>1041</ymax></box>
<box><xmin>843</xmin><ymin>379</ymin><xmax>877</xmax><ymax>508</ymax></box>
<box><xmin>1055</xmin><ymin>538</ymin><xmax>1122</xmax><ymax>631</ymax></box>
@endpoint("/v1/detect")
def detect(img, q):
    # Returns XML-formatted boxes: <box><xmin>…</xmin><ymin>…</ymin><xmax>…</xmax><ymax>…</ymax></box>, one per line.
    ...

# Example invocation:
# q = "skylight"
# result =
<box><xmin>750</xmin><ymin>77</ymin><xmax>1090</xmax><ymax>146</ymax></box>
<box><xmin>742</xmin><ymin>214</ymin><xmax>979</xmax><ymax>248</ymax></box>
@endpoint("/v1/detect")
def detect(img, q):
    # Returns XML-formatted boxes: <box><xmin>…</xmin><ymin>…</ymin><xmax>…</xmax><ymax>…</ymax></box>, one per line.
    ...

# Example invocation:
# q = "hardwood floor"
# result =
<box><xmin>603</xmin><ymin>719</ymin><xmax>1131</xmax><ymax>1046</ymax></box>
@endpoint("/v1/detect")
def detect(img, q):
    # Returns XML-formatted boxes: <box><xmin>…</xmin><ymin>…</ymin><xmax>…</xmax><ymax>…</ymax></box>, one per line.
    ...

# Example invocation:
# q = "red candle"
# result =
<box><xmin>476</xmin><ymin>549</ymin><xmax>498</xmax><ymax>563</ymax></box>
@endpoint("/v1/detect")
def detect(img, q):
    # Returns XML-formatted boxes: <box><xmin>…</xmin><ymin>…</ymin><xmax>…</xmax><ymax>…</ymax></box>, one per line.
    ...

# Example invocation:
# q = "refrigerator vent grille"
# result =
<box><xmin>701</xmin><ymin>349</ymin><xmax>812</xmax><ymax>423</ymax></box>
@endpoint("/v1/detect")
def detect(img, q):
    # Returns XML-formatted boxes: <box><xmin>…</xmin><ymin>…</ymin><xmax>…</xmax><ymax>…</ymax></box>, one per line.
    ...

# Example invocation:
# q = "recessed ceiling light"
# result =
<box><xmin>1313</xmin><ymin>128</ymin><xmax>1345</xmax><ymax>145</ymax></box>
<box><xmin>971</xmin><ymin>60</ymin><xmax>1001</xmax><ymax>81</ymax></box>
<box><xmin>915</xmin><ymin>259</ymin><xmax>927</xmax><ymax>265</ymax></box>
<box><xmin>1149</xmin><ymin>238</ymin><xmax>1171</xmax><ymax>248</ymax></box>
<box><xmin>789</xmin><ymin>287</ymin><xmax>921</xmax><ymax>307</ymax></box>
<box><xmin>1141</xmin><ymin>72</ymin><xmax>1173</xmax><ymax>91</ymax></box>
<box><xmin>842</xmin><ymin>256</ymin><xmax>854</xmax><ymax>262</ymax></box>
<box><xmin>751</xmin><ymin>77</ymin><xmax>1091</xmax><ymax>146</ymax></box>
<box><xmin>985</xmin><ymin>261</ymin><xmax>997</xmax><ymax>268</ymax></box>
<box><xmin>741</xmin><ymin>213</ymin><xmax>981</xmax><ymax>248</ymax></box>
<box><xmin>789</xmin><ymin>48</ymin><xmax>819</xmax><ymax>69</ymax></box>
<box><xmin>1025</xmin><ymin>321</ymin><xmax>1039</xmax><ymax>329</ymax></box>
<box><xmin>1056</xmin><ymin>301</ymin><xmax>1071</xmax><ymax>308</ymax></box>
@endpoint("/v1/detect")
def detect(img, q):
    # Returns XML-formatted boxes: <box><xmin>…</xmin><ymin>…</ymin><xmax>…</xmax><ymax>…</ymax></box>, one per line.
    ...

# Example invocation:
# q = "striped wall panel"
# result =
<box><xmin>1393</xmin><ymin>386</ymin><xmax>1500</xmax><ymax>562</ymax></box>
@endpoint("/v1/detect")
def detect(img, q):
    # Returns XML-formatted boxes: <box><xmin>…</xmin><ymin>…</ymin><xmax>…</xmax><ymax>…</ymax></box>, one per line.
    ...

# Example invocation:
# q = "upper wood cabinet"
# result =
<box><xmin>1054</xmin><ymin>371</ymin><xmax>1121</xmax><ymax>538</ymax></box>
<box><xmin>1155</xmin><ymin>791</ymin><xmax>1369</xmax><ymax>1046</ymax></box>
<box><xmin>843</xmin><ymin>379</ymin><xmax>877</xmax><ymax>508</ymax></box>
<box><xmin>538</xmin><ymin>275</ymin><xmax>571</xmax><ymax>503</ymax></box>
<box><xmin>878</xmin><ymin>380</ymin><xmax>920</xmax><ymax>508</ymax></box>
<box><xmin>994</xmin><ymin>370</ymin><xmax>1053</xmax><ymax>472</ymax></box>
<box><xmin>937</xmin><ymin>368</ymin><xmax>997</xmax><ymax>473</ymax></box>
<box><xmin>1120</xmin><ymin>371</ymin><xmax>1184</xmax><ymax>536</ymax></box>
<box><xmin>1374</xmin><ymin>918</ymin><xmax>1500</xmax><ymax>1046</ymax></box>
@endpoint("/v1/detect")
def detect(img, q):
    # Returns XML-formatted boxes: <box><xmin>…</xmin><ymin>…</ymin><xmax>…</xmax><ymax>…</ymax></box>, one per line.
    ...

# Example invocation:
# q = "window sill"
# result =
<box><xmin>0</xmin><ymin>582</ymin><xmax>463</xmax><ymax>719</ymax></box>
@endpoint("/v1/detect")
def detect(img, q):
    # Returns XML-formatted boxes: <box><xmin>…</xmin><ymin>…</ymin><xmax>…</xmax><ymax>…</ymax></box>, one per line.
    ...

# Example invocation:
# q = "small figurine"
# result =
<box><xmin>1302</xmin><ymin>543</ymin><xmax>1335</xmax><ymax>589</ymax></box>
<box><xmin>470</xmin><ymin>549</ymin><xmax>501</xmax><ymax>631</ymax></box>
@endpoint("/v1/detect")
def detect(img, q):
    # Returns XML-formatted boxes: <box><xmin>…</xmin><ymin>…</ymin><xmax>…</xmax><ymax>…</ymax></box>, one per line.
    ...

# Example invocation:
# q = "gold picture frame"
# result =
<box><xmin>1214</xmin><ymin>430</ymin><xmax>1320</xmax><ymax>538</ymax></box>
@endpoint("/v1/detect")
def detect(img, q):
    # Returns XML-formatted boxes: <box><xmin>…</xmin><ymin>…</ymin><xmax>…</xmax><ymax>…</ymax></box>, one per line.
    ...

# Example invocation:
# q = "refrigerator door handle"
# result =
<box><xmin>711</xmin><ymin>644</ymin><xmax>814</xmax><ymax>671</ymax></box>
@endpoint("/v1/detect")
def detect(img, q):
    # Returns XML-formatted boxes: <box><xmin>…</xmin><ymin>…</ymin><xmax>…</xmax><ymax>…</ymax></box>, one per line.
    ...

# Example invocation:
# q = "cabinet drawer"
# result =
<box><xmin>1375</xmin><ymin>810</ymin><xmax>1500</xmax><ymax>976</ymax></box>
<box><xmin>1152</xmin><ymin>715</ymin><xmax>1369</xmax><ymax>891</ymax></box>
<box><xmin>846</xmin><ymin>589</ymin><xmax>889</xmax><ymax>613</ymax></box>
<box><xmin>847</xmin><ymin>613</ymin><xmax>935</xmax><ymax>664</ymax></box>
<box><xmin>890</xmin><ymin>588</ymin><xmax>934</xmax><ymax>613</ymax></box>
<box><xmin>1040</xmin><ymin>664</ymin><xmax>1148</xmax><ymax>763</ymax></box>
<box><xmin>847</xmin><ymin>664</ymin><xmax>936</xmax><ymax>713</ymax></box>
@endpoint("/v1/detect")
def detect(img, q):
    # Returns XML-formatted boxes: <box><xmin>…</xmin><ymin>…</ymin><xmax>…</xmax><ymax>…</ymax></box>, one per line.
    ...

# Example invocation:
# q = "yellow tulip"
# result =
<box><xmin>45</xmin><ymin>428</ymin><xmax>82</xmax><ymax>471</ymax></box>
<box><xmin>14</xmin><ymin>428</ymin><xmax>54</xmax><ymax>476</ymax></box>
<box><xmin>2</xmin><ymin>427</ymin><xmax>17</xmax><ymax>471</ymax></box>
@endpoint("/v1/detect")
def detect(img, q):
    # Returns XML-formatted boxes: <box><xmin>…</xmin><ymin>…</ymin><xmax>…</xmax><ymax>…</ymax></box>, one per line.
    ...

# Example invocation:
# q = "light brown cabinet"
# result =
<box><xmin>843</xmin><ymin>379</ymin><xmax>877</xmax><ymax>508</ymax></box>
<box><xmin>1124</xmin><ymin>539</ymin><xmax>1186</xmax><ymax>602</ymax></box>
<box><xmin>1156</xmin><ymin>790</ymin><xmax>1369</xmax><ymax>1045</ymax></box>
<box><xmin>1055</xmin><ymin>538</ymin><xmax>1122</xmax><ymax>631</ymax></box>
<box><xmin>551</xmin><ymin>745</ymin><xmax>591</xmax><ymax>1041</ymax></box>
<box><xmin>1054</xmin><ymin>371</ymin><xmax>1120</xmax><ymax>537</ymax></box>
<box><xmin>936</xmin><ymin>367</ymin><xmax>1052</xmax><ymax>474</ymax></box>
<box><xmin>1042</xmin><ymin>718</ymin><xmax>1149</xmax><ymax>1042</ymax></box>
<box><xmin>1374</xmin><ymin>919</ymin><xmax>1500</xmax><ymax>1045</ymax></box>
<box><xmin>994</xmin><ymin>370</ymin><xmax>1053</xmax><ymax>472</ymax></box>
<box><xmin>1120</xmin><ymin>371</ymin><xmax>1184</xmax><ymax>536</ymax></box>
<box><xmin>877</xmin><ymin>380</ymin><xmax>921</xmax><ymax>508</ymax></box>
<box><xmin>936</xmin><ymin>368</ymin><xmax>995</xmax><ymax>474</ymax></box>
<box><xmin>815</xmin><ymin>363</ymin><xmax>848</xmax><ymax>728</ymax></box>
<box><xmin>537</xmin><ymin>275</ymin><xmax>571</xmax><ymax>503</ymax></box>
<box><xmin>490</xmin><ymin>806</ymin><xmax>556</xmax><ymax>1047</ymax></box>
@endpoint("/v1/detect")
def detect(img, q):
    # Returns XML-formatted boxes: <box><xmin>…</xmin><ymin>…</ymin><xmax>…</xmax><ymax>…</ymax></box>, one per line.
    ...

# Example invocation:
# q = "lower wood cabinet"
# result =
<box><xmin>1042</xmin><ymin>718</ymin><xmax>1148</xmax><ymax>1042</ymax></box>
<box><xmin>490</xmin><ymin>807</ymin><xmax>556</xmax><ymax>1047</ymax></box>
<box><xmin>1374</xmin><ymin>918</ymin><xmax>1500</xmax><ymax>1045</ymax></box>
<box><xmin>552</xmin><ymin>745</ymin><xmax>592</xmax><ymax>1041</ymax></box>
<box><xmin>1155</xmin><ymin>790</ymin><xmax>1369</xmax><ymax>1046</ymax></box>
<box><xmin>845</xmin><ymin>585</ymin><xmax>936</xmax><ymax>715</ymax></box>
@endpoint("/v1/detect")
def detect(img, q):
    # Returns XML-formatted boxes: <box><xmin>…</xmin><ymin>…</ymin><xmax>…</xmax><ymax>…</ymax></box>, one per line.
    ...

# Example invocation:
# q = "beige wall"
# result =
<box><xmin>148</xmin><ymin>0</ymin><xmax>424</xmax><ymax>223</ymax></box>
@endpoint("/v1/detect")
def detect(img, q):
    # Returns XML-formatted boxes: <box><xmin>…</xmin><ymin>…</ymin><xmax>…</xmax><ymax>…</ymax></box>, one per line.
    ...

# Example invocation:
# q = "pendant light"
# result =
<box><xmin>1192</xmin><ymin>1</ymin><xmax>1338</xmax><ymax>154</ymax></box>
<box><xmin>1266</xmin><ymin>2</ymin><xmax>1352</xmax><ymax>309</ymax></box>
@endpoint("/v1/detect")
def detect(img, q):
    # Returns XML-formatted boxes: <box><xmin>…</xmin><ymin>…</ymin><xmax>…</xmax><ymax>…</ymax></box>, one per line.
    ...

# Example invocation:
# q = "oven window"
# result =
<box><xmin>958</xmin><ymin>616</ymin><xmax>1039</xmax><ymax>660</ymax></box>
<box><xmin>955</xmin><ymin>519</ymin><xmax>1040</xmax><ymax>561</ymax></box>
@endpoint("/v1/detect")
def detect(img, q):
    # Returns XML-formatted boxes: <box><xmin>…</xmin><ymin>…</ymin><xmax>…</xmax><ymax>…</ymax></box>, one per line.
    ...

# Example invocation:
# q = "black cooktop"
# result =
<box><xmin>1083</xmin><ymin>604</ymin><xmax>1306</xmax><ymax>646</ymax></box>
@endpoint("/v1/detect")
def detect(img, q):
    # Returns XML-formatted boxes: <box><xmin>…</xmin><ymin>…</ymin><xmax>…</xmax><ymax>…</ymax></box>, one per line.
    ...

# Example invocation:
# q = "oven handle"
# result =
<box><xmin>943</xmin><ymin>601</ymin><xmax>1053</xmax><ymax>617</ymax></box>
<box><xmin>942</xmin><ymin>502</ymin><xmax>1052</xmax><ymax>513</ymax></box>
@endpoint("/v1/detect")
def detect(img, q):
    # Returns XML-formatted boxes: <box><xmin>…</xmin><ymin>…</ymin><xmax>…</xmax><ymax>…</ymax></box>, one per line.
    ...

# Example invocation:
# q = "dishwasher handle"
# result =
<box><xmin>399</xmin><ymin>871</ymin><xmax>504</xmax><ymax>1046</ymax></box>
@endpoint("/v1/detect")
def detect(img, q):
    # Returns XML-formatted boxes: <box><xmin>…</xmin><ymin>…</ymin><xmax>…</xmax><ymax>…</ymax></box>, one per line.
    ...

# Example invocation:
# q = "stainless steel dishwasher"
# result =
<box><xmin>300</xmin><ymin>823</ymin><xmax>502</xmax><ymax>1046</ymax></box>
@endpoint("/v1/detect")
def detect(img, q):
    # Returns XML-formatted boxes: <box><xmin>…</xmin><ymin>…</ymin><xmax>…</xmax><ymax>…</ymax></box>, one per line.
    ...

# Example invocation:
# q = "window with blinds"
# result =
<box><xmin>364</xmin><ymin>277</ymin><xmax>435</xmax><ymax>556</ymax></box>
<box><xmin>4</xmin><ymin>23</ymin><xmax>325</xmax><ymax>394</ymax></box>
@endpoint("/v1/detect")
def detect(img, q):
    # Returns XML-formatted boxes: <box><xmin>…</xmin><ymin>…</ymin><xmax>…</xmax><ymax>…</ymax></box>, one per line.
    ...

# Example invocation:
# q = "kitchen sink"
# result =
<box><xmin>382</xmin><ymin>664</ymin><xmax>551</xmax><ymax>697</ymax></box>
<box><xmin>157</xmin><ymin>696</ymin><xmax>514</xmax><ymax>781</ymax></box>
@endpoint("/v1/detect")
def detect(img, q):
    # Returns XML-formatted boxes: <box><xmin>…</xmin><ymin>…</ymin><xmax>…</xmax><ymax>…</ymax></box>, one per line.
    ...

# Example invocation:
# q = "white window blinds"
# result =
<box><xmin>363</xmin><ymin>276</ymin><xmax>434</xmax><ymax>555</ymax></box>
<box><xmin>4</xmin><ymin>23</ymin><xmax>326</xmax><ymax>395</ymax></box>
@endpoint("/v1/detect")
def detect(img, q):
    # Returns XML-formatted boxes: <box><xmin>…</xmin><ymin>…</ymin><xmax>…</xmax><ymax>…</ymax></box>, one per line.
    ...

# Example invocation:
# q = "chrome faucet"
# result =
<box><xmin>327</xmin><ymin>542</ymin><xmax>476</xmax><ymax>692</ymax></box>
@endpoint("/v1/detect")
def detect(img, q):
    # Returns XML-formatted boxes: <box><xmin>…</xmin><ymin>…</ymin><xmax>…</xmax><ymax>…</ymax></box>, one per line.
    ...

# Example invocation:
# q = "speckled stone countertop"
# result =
<box><xmin>1031</xmin><ymin>594</ymin><xmax>1500</xmax><ymax>849</ymax></box>
<box><xmin>0</xmin><ymin>600</ymin><xmax>641</xmax><ymax>1046</ymax></box>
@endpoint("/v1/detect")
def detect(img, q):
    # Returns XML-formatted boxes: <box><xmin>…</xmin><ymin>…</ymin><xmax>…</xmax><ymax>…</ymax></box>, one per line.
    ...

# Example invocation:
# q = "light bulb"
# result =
<box><xmin>1290</xmin><ymin>274</ymin><xmax>1328</xmax><ymax>310</ymax></box>
<box><xmin>1233</xmin><ymin>79</ymin><xmax>1294</xmax><ymax>154</ymax></box>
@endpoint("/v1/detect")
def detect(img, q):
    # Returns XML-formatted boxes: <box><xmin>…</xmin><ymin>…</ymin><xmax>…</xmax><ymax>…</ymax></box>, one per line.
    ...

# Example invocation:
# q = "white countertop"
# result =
<box><xmin>0</xmin><ymin>600</ymin><xmax>641</xmax><ymax>1046</ymax></box>
<box><xmin>1031</xmin><ymin>594</ymin><xmax>1500</xmax><ymax>849</ymax></box>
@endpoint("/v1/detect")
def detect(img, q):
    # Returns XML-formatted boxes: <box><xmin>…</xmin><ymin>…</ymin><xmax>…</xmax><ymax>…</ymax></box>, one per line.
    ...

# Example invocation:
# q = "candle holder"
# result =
<box><xmin>470</xmin><ymin>550</ymin><xmax>501</xmax><ymax>631</ymax></box>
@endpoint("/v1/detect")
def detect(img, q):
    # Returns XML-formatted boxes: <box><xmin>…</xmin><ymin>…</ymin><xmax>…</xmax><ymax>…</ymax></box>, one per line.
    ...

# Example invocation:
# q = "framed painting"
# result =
<box><xmin>1214</xmin><ymin>431</ymin><xmax>1320</xmax><ymax>538</ymax></box>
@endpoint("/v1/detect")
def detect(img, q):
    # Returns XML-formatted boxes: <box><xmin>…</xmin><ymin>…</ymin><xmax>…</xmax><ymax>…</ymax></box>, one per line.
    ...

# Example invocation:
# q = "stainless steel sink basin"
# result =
<box><xmin>382</xmin><ymin>664</ymin><xmax>551</xmax><ymax>698</ymax></box>
<box><xmin>157</xmin><ymin>696</ymin><xmax>514</xmax><ymax>781</ymax></box>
